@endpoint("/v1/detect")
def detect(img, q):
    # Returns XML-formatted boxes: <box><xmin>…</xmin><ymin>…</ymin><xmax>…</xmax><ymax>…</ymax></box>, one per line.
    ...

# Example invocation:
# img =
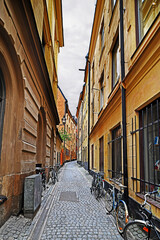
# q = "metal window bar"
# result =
<box><xmin>107</xmin><ymin>135</ymin><xmax>122</xmax><ymax>144</ymax></box>
<box><xmin>131</xmin><ymin>177</ymin><xmax>160</xmax><ymax>188</ymax></box>
<box><xmin>146</xmin><ymin>106</ymin><xmax>150</xmax><ymax>192</ymax></box>
<box><xmin>108</xmin><ymin>169</ymin><xmax>124</xmax><ymax>183</ymax></box>
<box><xmin>151</xmin><ymin>104</ymin><xmax>156</xmax><ymax>194</ymax></box>
<box><xmin>142</xmin><ymin>109</ymin><xmax>145</xmax><ymax>192</ymax></box>
<box><xmin>108</xmin><ymin>134</ymin><xmax>123</xmax><ymax>181</ymax></box>
<box><xmin>135</xmin><ymin>116</ymin><xmax>138</xmax><ymax>192</ymax></box>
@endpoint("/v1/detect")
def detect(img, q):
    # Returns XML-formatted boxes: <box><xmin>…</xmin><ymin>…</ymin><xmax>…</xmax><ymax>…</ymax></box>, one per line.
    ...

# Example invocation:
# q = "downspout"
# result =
<box><xmin>120</xmin><ymin>0</ymin><xmax>128</xmax><ymax>200</ymax></box>
<box><xmin>81</xmin><ymin>100</ymin><xmax>83</xmax><ymax>164</ymax></box>
<box><xmin>87</xmin><ymin>56</ymin><xmax>91</xmax><ymax>172</ymax></box>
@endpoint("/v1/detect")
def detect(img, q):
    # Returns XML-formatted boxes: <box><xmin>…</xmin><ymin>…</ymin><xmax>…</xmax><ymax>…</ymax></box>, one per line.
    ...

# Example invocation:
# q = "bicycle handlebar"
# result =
<box><xmin>142</xmin><ymin>190</ymin><xmax>158</xmax><ymax>208</ymax></box>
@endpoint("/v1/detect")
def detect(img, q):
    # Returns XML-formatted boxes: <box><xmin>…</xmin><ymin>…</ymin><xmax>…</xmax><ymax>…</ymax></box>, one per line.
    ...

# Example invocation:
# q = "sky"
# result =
<box><xmin>58</xmin><ymin>0</ymin><xmax>96</xmax><ymax>117</ymax></box>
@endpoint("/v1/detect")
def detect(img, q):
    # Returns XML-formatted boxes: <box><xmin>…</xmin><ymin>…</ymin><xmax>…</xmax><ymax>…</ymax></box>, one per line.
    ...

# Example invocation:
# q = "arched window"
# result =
<box><xmin>0</xmin><ymin>69</ymin><xmax>6</xmax><ymax>157</ymax></box>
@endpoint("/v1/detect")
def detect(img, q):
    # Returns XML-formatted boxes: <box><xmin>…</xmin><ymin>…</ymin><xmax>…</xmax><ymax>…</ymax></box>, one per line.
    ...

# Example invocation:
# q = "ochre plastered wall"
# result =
<box><xmin>88</xmin><ymin>0</ymin><xmax>160</xmax><ymax>219</ymax></box>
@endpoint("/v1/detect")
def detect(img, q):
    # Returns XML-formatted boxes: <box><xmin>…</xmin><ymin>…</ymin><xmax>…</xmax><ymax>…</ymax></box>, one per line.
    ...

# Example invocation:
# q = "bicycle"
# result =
<box><xmin>104</xmin><ymin>179</ymin><xmax>129</xmax><ymax>234</ymax></box>
<box><xmin>123</xmin><ymin>190</ymin><xmax>160</xmax><ymax>240</ymax></box>
<box><xmin>90</xmin><ymin>170</ymin><xmax>105</xmax><ymax>199</ymax></box>
<box><xmin>36</xmin><ymin>167</ymin><xmax>46</xmax><ymax>191</ymax></box>
<box><xmin>49</xmin><ymin>166</ymin><xmax>59</xmax><ymax>184</ymax></box>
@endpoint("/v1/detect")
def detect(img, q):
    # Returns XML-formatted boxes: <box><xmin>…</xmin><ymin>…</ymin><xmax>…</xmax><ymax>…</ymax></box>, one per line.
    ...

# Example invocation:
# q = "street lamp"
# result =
<box><xmin>62</xmin><ymin>115</ymin><xmax>66</xmax><ymax>163</ymax></box>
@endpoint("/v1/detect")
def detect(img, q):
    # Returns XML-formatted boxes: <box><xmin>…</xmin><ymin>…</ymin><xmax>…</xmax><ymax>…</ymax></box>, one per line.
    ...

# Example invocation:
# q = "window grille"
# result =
<box><xmin>99</xmin><ymin>136</ymin><xmax>104</xmax><ymax>172</ymax></box>
<box><xmin>130</xmin><ymin>98</ymin><xmax>160</xmax><ymax>202</ymax></box>
<box><xmin>108</xmin><ymin>125</ymin><xmax>123</xmax><ymax>182</ymax></box>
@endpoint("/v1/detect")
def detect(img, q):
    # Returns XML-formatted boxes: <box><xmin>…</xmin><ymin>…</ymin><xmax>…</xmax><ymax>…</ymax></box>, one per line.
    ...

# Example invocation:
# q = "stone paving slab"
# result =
<box><xmin>0</xmin><ymin>161</ymin><xmax>123</xmax><ymax>240</ymax></box>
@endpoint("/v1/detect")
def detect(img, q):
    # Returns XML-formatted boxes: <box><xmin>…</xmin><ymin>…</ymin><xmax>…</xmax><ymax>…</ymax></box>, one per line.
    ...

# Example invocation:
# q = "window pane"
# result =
<box><xmin>139</xmin><ymin>99</ymin><xmax>160</xmax><ymax>192</ymax></box>
<box><xmin>100</xmin><ymin>73</ymin><xmax>104</xmax><ymax>110</ymax></box>
<box><xmin>112</xmin><ymin>37</ymin><xmax>120</xmax><ymax>88</ymax></box>
<box><xmin>99</xmin><ymin>137</ymin><xmax>104</xmax><ymax>171</ymax></box>
<box><xmin>112</xmin><ymin>0</ymin><xmax>117</xmax><ymax>10</ymax></box>
<box><xmin>100</xmin><ymin>20</ymin><xmax>104</xmax><ymax>52</ymax></box>
<box><xmin>112</xmin><ymin>126</ymin><xmax>122</xmax><ymax>180</ymax></box>
<box><xmin>138</xmin><ymin>0</ymin><xmax>160</xmax><ymax>42</ymax></box>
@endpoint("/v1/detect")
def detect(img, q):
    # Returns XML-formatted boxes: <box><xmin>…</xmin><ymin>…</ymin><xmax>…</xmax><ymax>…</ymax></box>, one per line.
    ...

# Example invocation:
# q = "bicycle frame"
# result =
<box><xmin>124</xmin><ymin>190</ymin><xmax>160</xmax><ymax>240</ymax></box>
<box><xmin>110</xmin><ymin>184</ymin><xmax>121</xmax><ymax>210</ymax></box>
<box><xmin>111</xmin><ymin>185</ymin><xmax>116</xmax><ymax>210</ymax></box>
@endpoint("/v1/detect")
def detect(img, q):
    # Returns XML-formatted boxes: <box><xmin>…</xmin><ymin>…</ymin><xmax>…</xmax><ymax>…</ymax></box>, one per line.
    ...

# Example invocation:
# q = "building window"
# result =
<box><xmin>100</xmin><ymin>72</ymin><xmax>104</xmax><ymax>111</ymax></box>
<box><xmin>0</xmin><ymin>69</ymin><xmax>6</xmax><ymax>157</ymax></box>
<box><xmin>112</xmin><ymin>37</ymin><xmax>120</xmax><ymax>89</ymax></box>
<box><xmin>92</xmin><ymin>62</ymin><xmax>95</xmax><ymax>86</ymax></box>
<box><xmin>91</xmin><ymin>144</ymin><xmax>94</xmax><ymax>169</ymax></box>
<box><xmin>112</xmin><ymin>125</ymin><xmax>122</xmax><ymax>180</ymax></box>
<box><xmin>111</xmin><ymin>0</ymin><xmax>117</xmax><ymax>10</ymax></box>
<box><xmin>99</xmin><ymin>136</ymin><xmax>104</xmax><ymax>172</ymax></box>
<box><xmin>135</xmin><ymin>0</ymin><xmax>160</xmax><ymax>45</ymax></box>
<box><xmin>100</xmin><ymin>19</ymin><xmax>104</xmax><ymax>53</ymax></box>
<box><xmin>139</xmin><ymin>99</ymin><xmax>160</xmax><ymax>193</ymax></box>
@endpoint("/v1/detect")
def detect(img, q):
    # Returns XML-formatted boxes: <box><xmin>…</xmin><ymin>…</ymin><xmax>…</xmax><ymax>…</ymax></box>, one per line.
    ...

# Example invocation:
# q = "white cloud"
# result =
<box><xmin>58</xmin><ymin>0</ymin><xmax>95</xmax><ymax>116</ymax></box>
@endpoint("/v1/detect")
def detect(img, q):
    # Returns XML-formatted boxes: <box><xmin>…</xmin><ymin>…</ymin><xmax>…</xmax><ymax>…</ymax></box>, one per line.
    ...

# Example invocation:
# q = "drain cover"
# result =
<box><xmin>59</xmin><ymin>191</ymin><xmax>79</xmax><ymax>202</ymax></box>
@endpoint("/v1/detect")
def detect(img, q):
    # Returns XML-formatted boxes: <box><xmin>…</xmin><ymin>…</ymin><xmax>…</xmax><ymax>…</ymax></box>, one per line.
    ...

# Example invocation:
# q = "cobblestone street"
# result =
<box><xmin>0</xmin><ymin>161</ymin><xmax>123</xmax><ymax>240</ymax></box>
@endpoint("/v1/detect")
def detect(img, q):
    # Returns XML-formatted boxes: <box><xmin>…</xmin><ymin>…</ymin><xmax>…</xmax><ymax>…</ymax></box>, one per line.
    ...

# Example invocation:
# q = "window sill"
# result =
<box><xmin>107</xmin><ymin>80</ymin><xmax>120</xmax><ymax>104</ymax></box>
<box><xmin>136</xmin><ymin>193</ymin><xmax>160</xmax><ymax>209</ymax></box>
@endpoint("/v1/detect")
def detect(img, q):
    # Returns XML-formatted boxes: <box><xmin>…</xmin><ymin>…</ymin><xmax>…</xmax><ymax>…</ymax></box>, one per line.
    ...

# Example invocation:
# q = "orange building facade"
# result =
<box><xmin>57</xmin><ymin>86</ymin><xmax>77</xmax><ymax>164</ymax></box>
<box><xmin>0</xmin><ymin>0</ymin><xmax>64</xmax><ymax>226</ymax></box>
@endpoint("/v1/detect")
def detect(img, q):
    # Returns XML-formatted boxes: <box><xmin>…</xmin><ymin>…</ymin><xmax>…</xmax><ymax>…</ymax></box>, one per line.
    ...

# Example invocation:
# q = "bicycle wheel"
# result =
<box><xmin>99</xmin><ymin>184</ymin><xmax>104</xmax><ymax>197</ymax></box>
<box><xmin>124</xmin><ymin>220</ymin><xmax>150</xmax><ymax>240</ymax></box>
<box><xmin>116</xmin><ymin>200</ymin><xmax>129</xmax><ymax>234</ymax></box>
<box><xmin>105</xmin><ymin>188</ymin><xmax>113</xmax><ymax>213</ymax></box>
<box><xmin>94</xmin><ymin>185</ymin><xmax>100</xmax><ymax>199</ymax></box>
<box><xmin>56</xmin><ymin>172</ymin><xmax>58</xmax><ymax>182</ymax></box>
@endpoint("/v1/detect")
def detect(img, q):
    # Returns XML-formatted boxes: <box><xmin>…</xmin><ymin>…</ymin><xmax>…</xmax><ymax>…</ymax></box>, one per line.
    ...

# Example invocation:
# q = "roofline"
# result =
<box><xmin>88</xmin><ymin>0</ymin><xmax>105</xmax><ymax>62</ymax></box>
<box><xmin>58</xmin><ymin>85</ymin><xmax>67</xmax><ymax>101</ymax></box>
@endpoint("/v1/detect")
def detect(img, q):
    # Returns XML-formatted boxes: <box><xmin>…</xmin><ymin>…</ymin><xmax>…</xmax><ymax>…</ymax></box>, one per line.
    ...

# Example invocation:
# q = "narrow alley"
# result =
<box><xmin>0</xmin><ymin>161</ymin><xmax>123</xmax><ymax>240</ymax></box>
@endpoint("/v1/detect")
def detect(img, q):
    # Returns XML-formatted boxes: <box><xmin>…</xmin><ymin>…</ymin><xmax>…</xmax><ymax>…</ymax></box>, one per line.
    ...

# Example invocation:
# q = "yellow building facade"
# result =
<box><xmin>77</xmin><ymin>62</ymin><xmax>90</xmax><ymax>170</ymax></box>
<box><xmin>85</xmin><ymin>0</ymin><xmax>160</xmax><ymax>221</ymax></box>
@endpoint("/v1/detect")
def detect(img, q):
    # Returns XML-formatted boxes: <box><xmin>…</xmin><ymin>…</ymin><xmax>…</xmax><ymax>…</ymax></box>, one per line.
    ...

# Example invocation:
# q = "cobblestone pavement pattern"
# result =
<box><xmin>0</xmin><ymin>161</ymin><xmax>123</xmax><ymax>240</ymax></box>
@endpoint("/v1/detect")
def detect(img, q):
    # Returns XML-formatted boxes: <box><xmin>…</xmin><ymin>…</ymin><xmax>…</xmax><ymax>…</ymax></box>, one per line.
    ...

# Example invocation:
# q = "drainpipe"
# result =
<box><xmin>81</xmin><ymin>100</ymin><xmax>83</xmax><ymax>165</ymax></box>
<box><xmin>86</xmin><ymin>55</ymin><xmax>91</xmax><ymax>173</ymax></box>
<box><xmin>120</xmin><ymin>0</ymin><xmax>128</xmax><ymax>200</ymax></box>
